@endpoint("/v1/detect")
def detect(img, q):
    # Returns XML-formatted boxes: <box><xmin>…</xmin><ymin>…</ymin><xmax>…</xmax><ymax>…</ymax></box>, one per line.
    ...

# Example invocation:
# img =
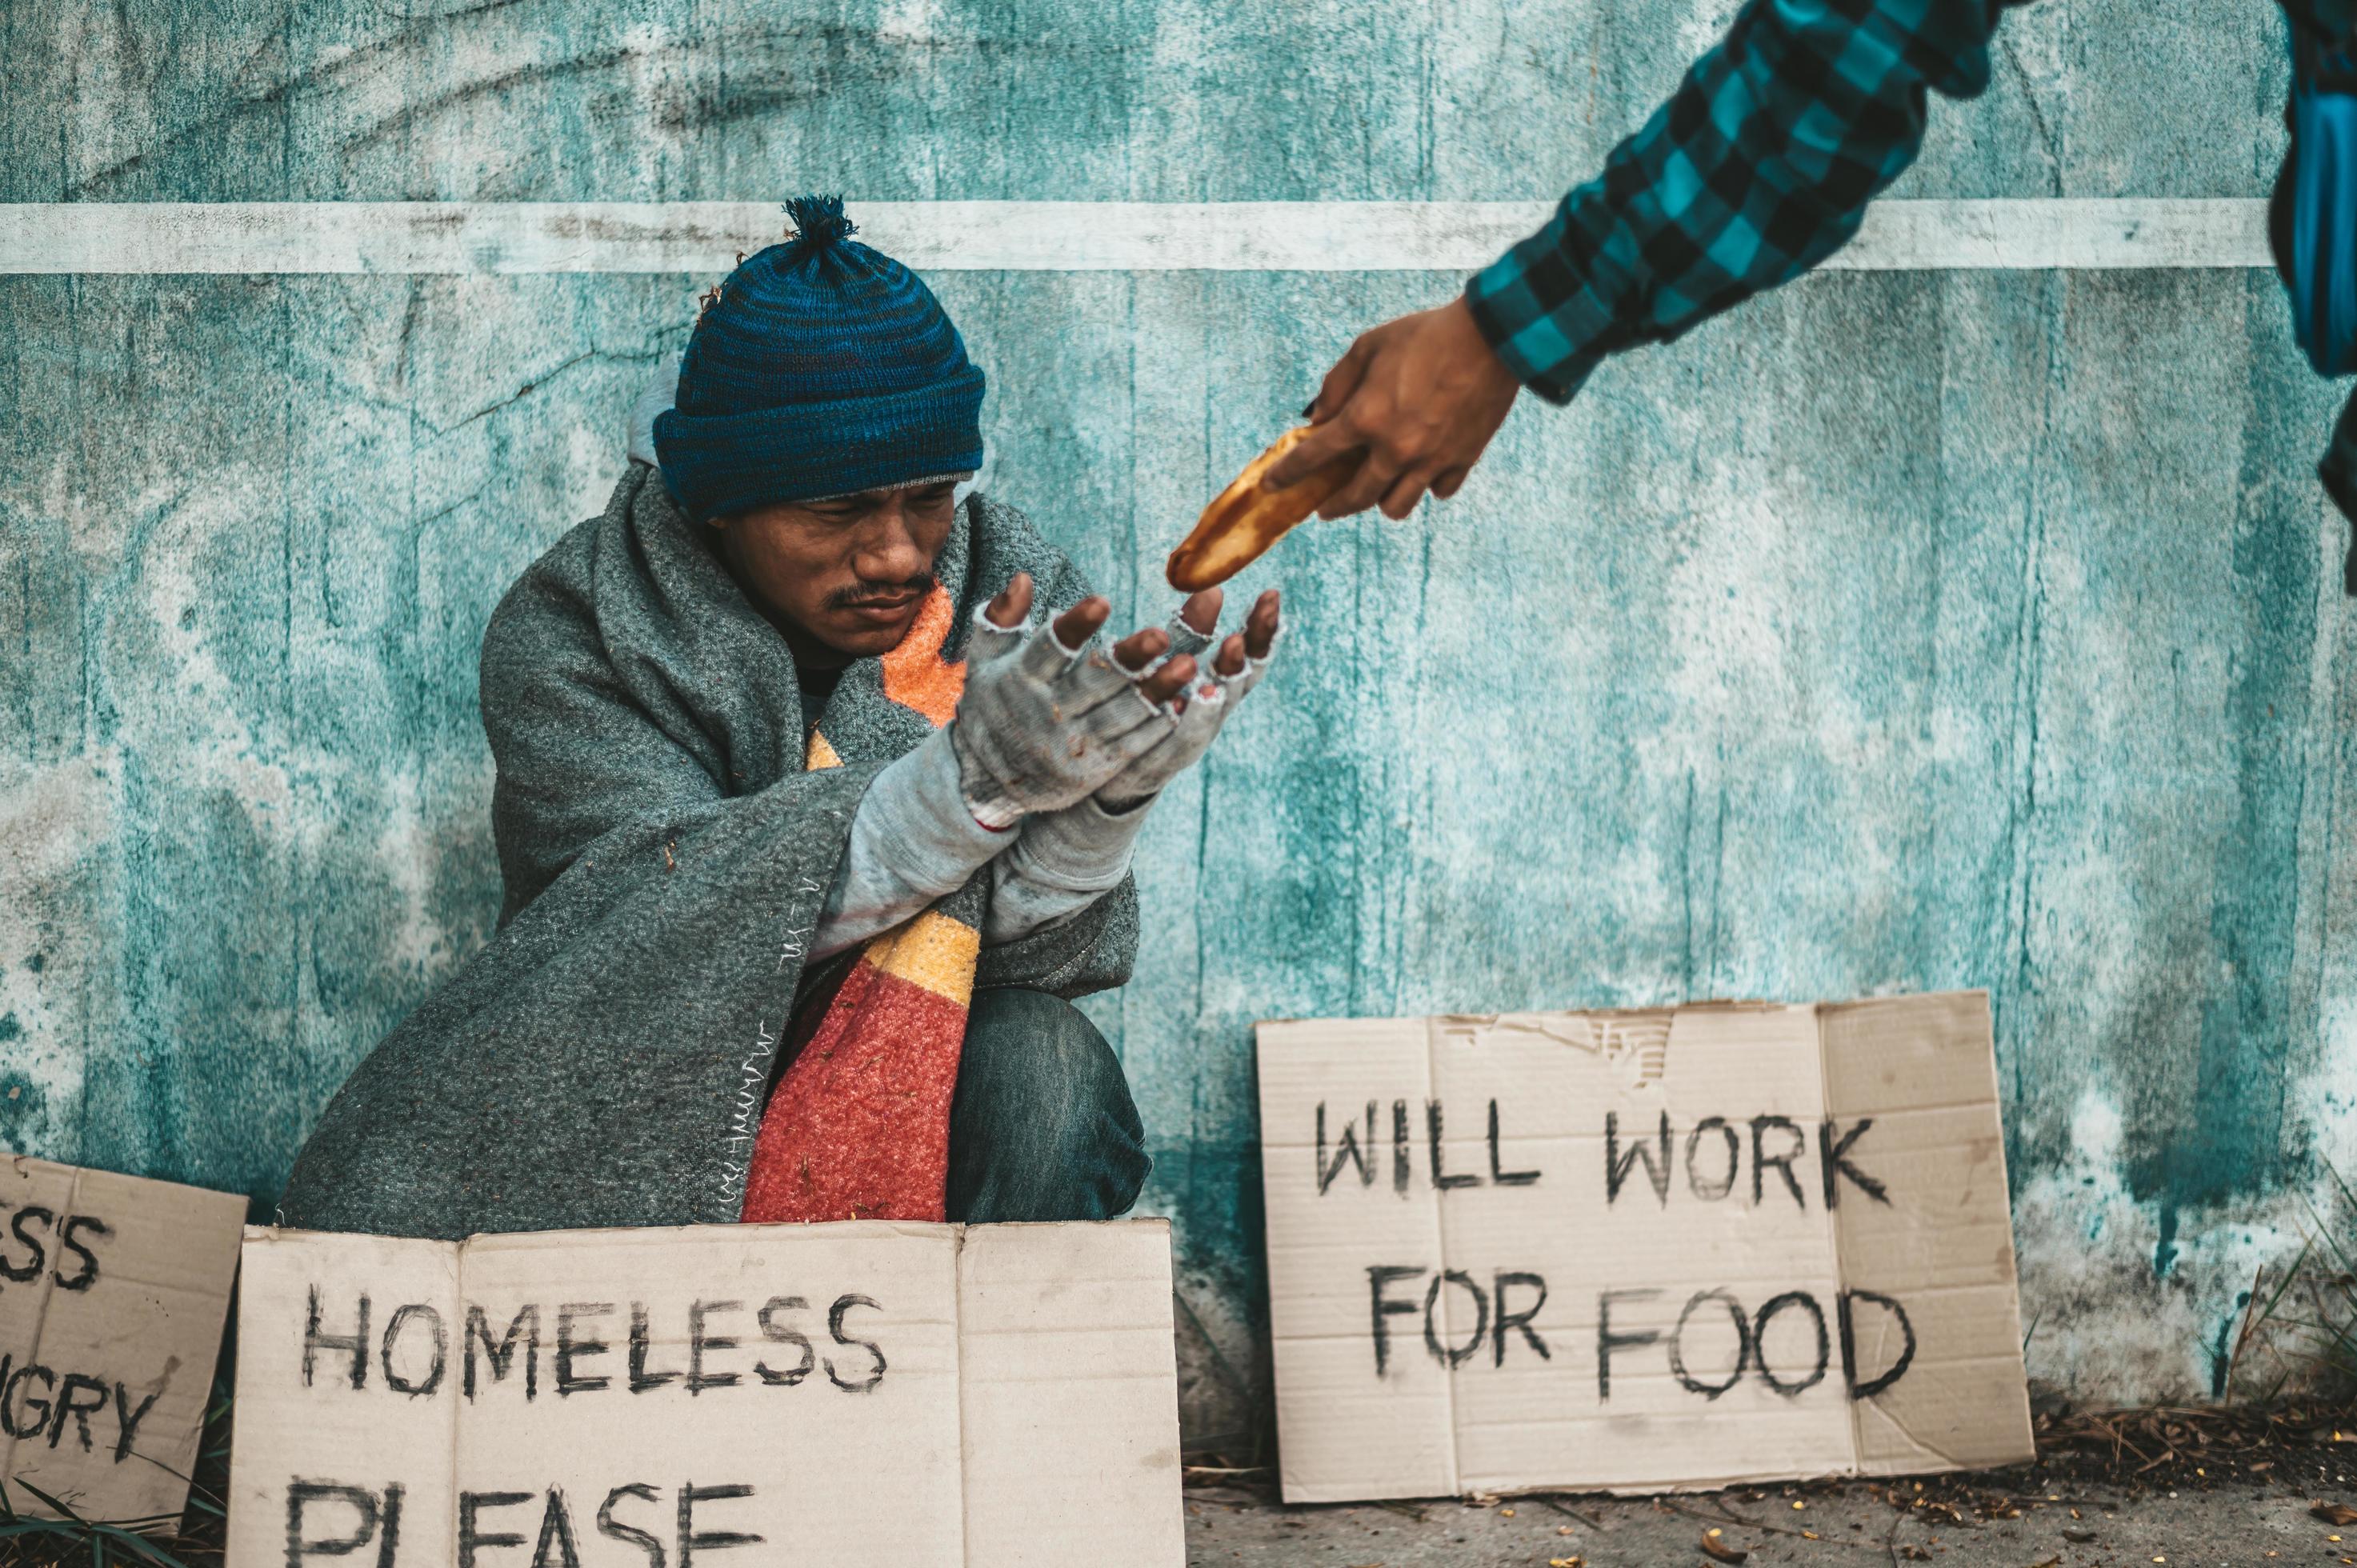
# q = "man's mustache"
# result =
<box><xmin>828</xmin><ymin>573</ymin><xmax>936</xmax><ymax>610</ymax></box>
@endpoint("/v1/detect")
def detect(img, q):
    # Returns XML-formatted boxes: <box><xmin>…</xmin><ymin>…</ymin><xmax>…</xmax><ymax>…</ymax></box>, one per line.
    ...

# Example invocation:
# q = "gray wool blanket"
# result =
<box><xmin>278</xmin><ymin>465</ymin><xmax>1137</xmax><ymax>1240</ymax></box>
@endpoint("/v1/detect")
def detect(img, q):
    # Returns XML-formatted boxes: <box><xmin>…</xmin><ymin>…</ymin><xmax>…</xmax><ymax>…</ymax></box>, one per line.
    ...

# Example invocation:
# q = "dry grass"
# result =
<box><xmin>2219</xmin><ymin>1159</ymin><xmax>2357</xmax><ymax>1408</ymax></box>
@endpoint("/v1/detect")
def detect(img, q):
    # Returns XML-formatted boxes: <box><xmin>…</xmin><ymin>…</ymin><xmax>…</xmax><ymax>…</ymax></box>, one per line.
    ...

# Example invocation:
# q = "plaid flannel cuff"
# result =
<box><xmin>1463</xmin><ymin>218</ymin><xmax>1617</xmax><ymax>406</ymax></box>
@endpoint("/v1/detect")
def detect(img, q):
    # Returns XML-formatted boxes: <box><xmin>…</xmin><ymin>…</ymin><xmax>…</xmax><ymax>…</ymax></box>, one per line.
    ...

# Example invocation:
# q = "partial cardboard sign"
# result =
<box><xmin>226</xmin><ymin>1218</ymin><xmax>1183</xmax><ymax>1568</ymax></box>
<box><xmin>0</xmin><ymin>1157</ymin><xmax>246</xmax><ymax>1522</ymax></box>
<box><xmin>1258</xmin><ymin>990</ymin><xmax>2033</xmax><ymax>1501</ymax></box>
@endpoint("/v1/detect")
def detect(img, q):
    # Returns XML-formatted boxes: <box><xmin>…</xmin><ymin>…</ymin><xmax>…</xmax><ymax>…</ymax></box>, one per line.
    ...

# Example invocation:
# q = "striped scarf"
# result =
<box><xmin>738</xmin><ymin>586</ymin><xmax>983</xmax><ymax>1224</ymax></box>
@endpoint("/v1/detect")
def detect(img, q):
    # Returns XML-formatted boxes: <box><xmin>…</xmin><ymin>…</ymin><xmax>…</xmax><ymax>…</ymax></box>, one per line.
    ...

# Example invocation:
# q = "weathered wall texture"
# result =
<box><xmin>3</xmin><ymin>0</ymin><xmax>2353</xmax><ymax>1441</ymax></box>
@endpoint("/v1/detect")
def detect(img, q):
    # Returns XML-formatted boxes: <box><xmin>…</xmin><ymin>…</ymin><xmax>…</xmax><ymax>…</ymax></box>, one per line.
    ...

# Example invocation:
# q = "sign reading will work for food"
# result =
<box><xmin>1257</xmin><ymin>990</ymin><xmax>2034</xmax><ymax>1501</ymax></box>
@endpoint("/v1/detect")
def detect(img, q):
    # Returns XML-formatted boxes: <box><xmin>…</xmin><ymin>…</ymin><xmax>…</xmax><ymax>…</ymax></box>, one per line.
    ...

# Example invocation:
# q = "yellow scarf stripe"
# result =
<box><xmin>862</xmin><ymin>911</ymin><xmax>980</xmax><ymax>1008</ymax></box>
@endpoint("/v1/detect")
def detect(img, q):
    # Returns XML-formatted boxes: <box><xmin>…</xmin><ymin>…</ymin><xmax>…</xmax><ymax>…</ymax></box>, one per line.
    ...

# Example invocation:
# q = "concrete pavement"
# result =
<box><xmin>1184</xmin><ymin>1461</ymin><xmax>2357</xmax><ymax>1567</ymax></box>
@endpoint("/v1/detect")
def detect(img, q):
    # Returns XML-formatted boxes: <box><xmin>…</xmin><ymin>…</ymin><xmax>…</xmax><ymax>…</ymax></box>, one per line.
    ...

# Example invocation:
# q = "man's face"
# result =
<box><xmin>713</xmin><ymin>481</ymin><xmax>959</xmax><ymax>663</ymax></box>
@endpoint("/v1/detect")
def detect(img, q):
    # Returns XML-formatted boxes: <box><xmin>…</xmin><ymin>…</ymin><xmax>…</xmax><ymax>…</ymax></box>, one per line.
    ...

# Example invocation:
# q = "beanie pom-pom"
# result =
<box><xmin>784</xmin><ymin>194</ymin><xmax>856</xmax><ymax>254</ymax></box>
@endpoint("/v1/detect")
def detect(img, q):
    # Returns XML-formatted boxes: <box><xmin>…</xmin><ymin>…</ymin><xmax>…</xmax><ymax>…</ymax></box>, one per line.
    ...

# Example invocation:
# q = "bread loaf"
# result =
<box><xmin>1165</xmin><ymin>426</ymin><xmax>1363</xmax><ymax>591</ymax></box>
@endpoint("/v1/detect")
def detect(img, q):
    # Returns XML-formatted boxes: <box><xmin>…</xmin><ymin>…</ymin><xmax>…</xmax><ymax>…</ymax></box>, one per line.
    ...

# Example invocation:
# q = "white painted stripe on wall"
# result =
<box><xmin>0</xmin><ymin>198</ymin><xmax>2274</xmax><ymax>275</ymax></box>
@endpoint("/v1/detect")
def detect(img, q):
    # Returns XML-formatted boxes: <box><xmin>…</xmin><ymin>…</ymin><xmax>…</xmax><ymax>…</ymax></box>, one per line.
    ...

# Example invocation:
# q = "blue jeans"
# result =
<box><xmin>946</xmin><ymin>988</ymin><xmax>1150</xmax><ymax>1222</ymax></box>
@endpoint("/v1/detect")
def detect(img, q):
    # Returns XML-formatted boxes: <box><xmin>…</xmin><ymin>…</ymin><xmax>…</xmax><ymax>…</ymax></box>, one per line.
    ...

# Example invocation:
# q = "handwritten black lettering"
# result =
<box><xmin>1421</xmin><ymin>1271</ymin><xmax>1488</xmax><ymax>1370</ymax></box>
<box><xmin>286</xmin><ymin>1481</ymin><xmax>380</xmax><ymax>1565</ymax></box>
<box><xmin>378</xmin><ymin>1483</ymin><xmax>405</xmax><ymax>1568</ymax></box>
<box><xmin>1749</xmin><ymin>1116</ymin><xmax>1807</xmax><ymax>1210</ymax></box>
<box><xmin>1491</xmin><ymin>1272</ymin><xmax>1550</xmax><ymax>1367</ymax></box>
<box><xmin>113</xmin><ymin>1381</ymin><xmax>161</xmax><ymax>1462</ymax></box>
<box><xmin>1426</xmin><ymin>1102</ymin><xmax>1480</xmax><ymax>1190</ymax></box>
<box><xmin>1752</xmin><ymin>1291</ymin><xmax>1831</xmax><ymax>1396</ymax></box>
<box><xmin>596</xmin><ymin>1485</ymin><xmax>666</xmax><ymax>1568</ymax></box>
<box><xmin>687</xmin><ymin>1302</ymin><xmax>741</xmax><ymax>1394</ymax></box>
<box><xmin>1819</xmin><ymin>1119</ymin><xmax>1890</xmax><ymax>1208</ymax></box>
<box><xmin>46</xmin><ymin>1373</ymin><xmax>107</xmax><ymax>1450</ymax></box>
<box><xmin>1391</xmin><ymin>1100</ymin><xmax>1411</xmax><ymax>1194</ymax></box>
<box><xmin>531</xmin><ymin>1489</ymin><xmax>582</xmax><ymax>1568</ymax></box>
<box><xmin>1839</xmin><ymin>1289</ymin><xmax>1917</xmax><ymax>1398</ymax></box>
<box><xmin>305</xmin><ymin>1290</ymin><xmax>369</xmax><ymax>1390</ymax></box>
<box><xmin>54</xmin><ymin>1215</ymin><xmax>107</xmax><ymax>1291</ymax></box>
<box><xmin>1596</xmin><ymin>1288</ymin><xmax>1661</xmax><ymax>1400</ymax></box>
<box><xmin>0</xmin><ymin>1207</ymin><xmax>50</xmax><ymax>1284</ymax></box>
<box><xmin>1487</xmin><ymin>1101</ymin><xmax>1540</xmax><ymax>1186</ymax></box>
<box><xmin>752</xmin><ymin>1298</ymin><xmax>814</xmax><ymax>1386</ymax></box>
<box><xmin>676</xmin><ymin>1483</ymin><xmax>761</xmax><ymax>1566</ymax></box>
<box><xmin>0</xmin><ymin>1356</ymin><xmax>166</xmax><ymax>1461</ymax></box>
<box><xmin>3</xmin><ymin>1363</ymin><xmax>54</xmax><ymax>1440</ymax></box>
<box><xmin>823</xmin><ymin>1295</ymin><xmax>886</xmax><ymax>1393</ymax></box>
<box><xmin>1605</xmin><ymin>1111</ymin><xmax>1671</xmax><ymax>1206</ymax></box>
<box><xmin>555</xmin><ymin>1304</ymin><xmax>614</xmax><ymax>1395</ymax></box>
<box><xmin>458</xmin><ymin>1492</ymin><xmax>531</xmax><ymax>1568</ymax></box>
<box><xmin>1667</xmin><ymin>1289</ymin><xmax>1751</xmax><ymax>1398</ymax></box>
<box><xmin>381</xmin><ymin>1304</ymin><xmax>447</xmax><ymax>1398</ymax></box>
<box><xmin>1317</xmin><ymin>1102</ymin><xmax>1377</xmax><ymax>1194</ymax></box>
<box><xmin>630</xmin><ymin>1305</ymin><xmax>681</xmax><ymax>1394</ymax></box>
<box><xmin>1685</xmin><ymin>1117</ymin><xmax>1739</xmax><ymax>1201</ymax></box>
<box><xmin>1366</xmin><ymin>1266</ymin><xmax>1423</xmax><ymax>1377</ymax></box>
<box><xmin>466</xmin><ymin>1305</ymin><xmax>541</xmax><ymax>1401</ymax></box>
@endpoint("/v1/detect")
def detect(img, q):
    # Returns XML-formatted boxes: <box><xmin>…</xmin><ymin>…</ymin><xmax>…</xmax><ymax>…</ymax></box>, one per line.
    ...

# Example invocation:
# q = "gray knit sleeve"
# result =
<box><xmin>809</xmin><ymin>729</ymin><xmax>1011</xmax><ymax>960</ymax></box>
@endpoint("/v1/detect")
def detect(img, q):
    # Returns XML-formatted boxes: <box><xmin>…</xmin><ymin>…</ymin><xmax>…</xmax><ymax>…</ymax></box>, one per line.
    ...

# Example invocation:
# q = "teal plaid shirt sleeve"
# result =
<box><xmin>2291</xmin><ymin>0</ymin><xmax>2357</xmax><ymax>39</ymax></box>
<box><xmin>1466</xmin><ymin>0</ymin><xmax>2013</xmax><ymax>403</ymax></box>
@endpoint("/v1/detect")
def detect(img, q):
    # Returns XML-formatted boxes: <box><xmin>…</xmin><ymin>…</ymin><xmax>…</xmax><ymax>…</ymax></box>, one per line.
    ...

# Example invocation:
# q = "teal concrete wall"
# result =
<box><xmin>4</xmin><ymin>0</ymin><xmax>2354</xmax><ymax>1439</ymax></box>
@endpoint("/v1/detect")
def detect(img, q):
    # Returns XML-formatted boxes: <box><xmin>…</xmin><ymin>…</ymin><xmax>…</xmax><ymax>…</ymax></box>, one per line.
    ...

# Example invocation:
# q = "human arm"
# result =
<box><xmin>806</xmin><ymin>727</ymin><xmax>1007</xmax><ymax>961</ymax></box>
<box><xmin>1270</xmin><ymin>0</ymin><xmax>2013</xmax><ymax>519</ymax></box>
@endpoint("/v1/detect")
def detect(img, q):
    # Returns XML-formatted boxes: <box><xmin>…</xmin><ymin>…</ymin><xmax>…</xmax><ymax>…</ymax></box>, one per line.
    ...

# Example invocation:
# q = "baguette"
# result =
<box><xmin>1165</xmin><ymin>426</ymin><xmax>1364</xmax><ymax>591</ymax></box>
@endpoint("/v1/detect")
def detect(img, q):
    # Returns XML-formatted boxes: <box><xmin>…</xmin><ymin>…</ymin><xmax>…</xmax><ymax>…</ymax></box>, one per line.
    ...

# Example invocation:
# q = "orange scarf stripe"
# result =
<box><xmin>878</xmin><ymin>586</ymin><xmax>966</xmax><ymax>726</ymax></box>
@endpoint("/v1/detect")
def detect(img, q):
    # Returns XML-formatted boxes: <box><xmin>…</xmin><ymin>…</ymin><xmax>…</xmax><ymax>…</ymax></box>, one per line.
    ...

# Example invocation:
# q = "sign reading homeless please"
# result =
<box><xmin>0</xmin><ymin>1158</ymin><xmax>245</xmax><ymax>1522</ymax></box>
<box><xmin>1256</xmin><ymin>990</ymin><xmax>2035</xmax><ymax>1502</ymax></box>
<box><xmin>225</xmin><ymin>1219</ymin><xmax>1184</xmax><ymax>1568</ymax></box>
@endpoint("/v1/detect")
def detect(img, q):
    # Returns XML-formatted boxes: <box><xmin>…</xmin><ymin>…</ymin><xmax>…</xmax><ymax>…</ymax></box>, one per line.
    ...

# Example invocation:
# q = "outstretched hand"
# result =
<box><xmin>1094</xmin><ymin>584</ymin><xmax>1282</xmax><ymax>810</ymax></box>
<box><xmin>1263</xmin><ymin>295</ymin><xmax>1522</xmax><ymax>521</ymax></box>
<box><xmin>953</xmin><ymin>573</ymin><xmax>1206</xmax><ymax>828</ymax></box>
<box><xmin>1150</xmin><ymin>585</ymin><xmax>1280</xmax><ymax>706</ymax></box>
<box><xmin>1205</xmin><ymin>583</ymin><xmax>1282</xmax><ymax>686</ymax></box>
<box><xmin>980</xmin><ymin>574</ymin><xmax>1201</xmax><ymax>706</ymax></box>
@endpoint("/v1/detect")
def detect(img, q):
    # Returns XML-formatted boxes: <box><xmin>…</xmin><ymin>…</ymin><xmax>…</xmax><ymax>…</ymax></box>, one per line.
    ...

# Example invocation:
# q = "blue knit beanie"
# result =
<box><xmin>653</xmin><ymin>196</ymin><xmax>986</xmax><ymax>518</ymax></box>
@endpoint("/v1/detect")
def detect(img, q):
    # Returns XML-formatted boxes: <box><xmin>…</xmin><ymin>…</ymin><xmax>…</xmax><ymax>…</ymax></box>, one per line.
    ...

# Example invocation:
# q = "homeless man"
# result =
<box><xmin>278</xmin><ymin>197</ymin><xmax>1280</xmax><ymax>1240</ymax></box>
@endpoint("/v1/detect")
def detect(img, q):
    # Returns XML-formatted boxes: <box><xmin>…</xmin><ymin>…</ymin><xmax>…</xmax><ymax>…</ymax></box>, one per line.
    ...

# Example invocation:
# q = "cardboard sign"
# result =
<box><xmin>0</xmin><ymin>1158</ymin><xmax>246</xmax><ymax>1522</ymax></box>
<box><xmin>226</xmin><ymin>1219</ymin><xmax>1183</xmax><ymax>1568</ymax></box>
<box><xmin>1258</xmin><ymin>990</ymin><xmax>2033</xmax><ymax>1501</ymax></box>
